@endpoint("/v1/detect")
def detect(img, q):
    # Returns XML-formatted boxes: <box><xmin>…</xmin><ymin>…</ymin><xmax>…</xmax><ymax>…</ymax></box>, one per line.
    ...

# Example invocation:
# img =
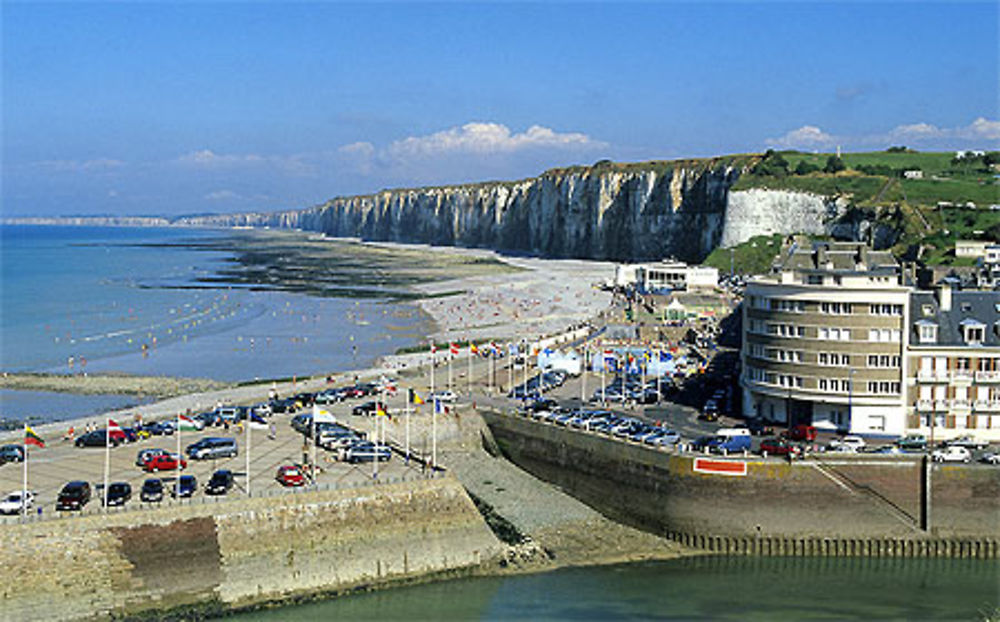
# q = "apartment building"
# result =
<box><xmin>741</xmin><ymin>240</ymin><xmax>912</xmax><ymax>435</ymax></box>
<box><xmin>908</xmin><ymin>284</ymin><xmax>1000</xmax><ymax>438</ymax></box>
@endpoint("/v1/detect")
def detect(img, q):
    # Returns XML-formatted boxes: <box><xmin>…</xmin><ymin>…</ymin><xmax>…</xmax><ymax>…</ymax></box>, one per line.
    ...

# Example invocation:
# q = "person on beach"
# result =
<box><xmin>268</xmin><ymin>422</ymin><xmax>276</xmax><ymax>440</ymax></box>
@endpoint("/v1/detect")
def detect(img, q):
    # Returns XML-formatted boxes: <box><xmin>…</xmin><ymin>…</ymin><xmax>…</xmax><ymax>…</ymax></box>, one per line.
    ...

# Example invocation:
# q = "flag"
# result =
<box><xmin>177</xmin><ymin>414</ymin><xmax>199</xmax><ymax>431</ymax></box>
<box><xmin>376</xmin><ymin>403</ymin><xmax>388</xmax><ymax>417</ymax></box>
<box><xmin>107</xmin><ymin>418</ymin><xmax>122</xmax><ymax>432</ymax></box>
<box><xmin>449</xmin><ymin>343</ymin><xmax>459</xmax><ymax>355</ymax></box>
<box><xmin>470</xmin><ymin>343</ymin><xmax>479</xmax><ymax>354</ymax></box>
<box><xmin>408</xmin><ymin>389</ymin><xmax>425</xmax><ymax>405</ymax></box>
<box><xmin>433</xmin><ymin>399</ymin><xmax>445</xmax><ymax>415</ymax></box>
<box><xmin>431</xmin><ymin>343</ymin><xmax>437</xmax><ymax>354</ymax></box>
<box><xmin>25</xmin><ymin>425</ymin><xmax>45</xmax><ymax>448</ymax></box>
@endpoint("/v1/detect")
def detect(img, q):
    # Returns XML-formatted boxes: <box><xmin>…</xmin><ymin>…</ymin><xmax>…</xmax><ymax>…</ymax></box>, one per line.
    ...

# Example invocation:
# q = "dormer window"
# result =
<box><xmin>921</xmin><ymin>305</ymin><xmax>934</xmax><ymax>317</ymax></box>
<box><xmin>960</xmin><ymin>319</ymin><xmax>986</xmax><ymax>345</ymax></box>
<box><xmin>917</xmin><ymin>320</ymin><xmax>938</xmax><ymax>344</ymax></box>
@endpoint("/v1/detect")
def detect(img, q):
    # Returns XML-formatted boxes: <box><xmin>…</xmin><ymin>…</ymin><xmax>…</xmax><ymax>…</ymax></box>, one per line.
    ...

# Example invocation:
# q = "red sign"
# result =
<box><xmin>693</xmin><ymin>458</ymin><xmax>748</xmax><ymax>477</ymax></box>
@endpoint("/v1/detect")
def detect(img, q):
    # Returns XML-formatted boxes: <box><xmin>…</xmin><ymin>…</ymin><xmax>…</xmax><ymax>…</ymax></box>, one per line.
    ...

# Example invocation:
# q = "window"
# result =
<box><xmin>869</xmin><ymin>304</ymin><xmax>903</xmax><ymax>316</ymax></box>
<box><xmin>807</xmin><ymin>275</ymin><xmax>823</xmax><ymax>285</ymax></box>
<box><xmin>918</xmin><ymin>323</ymin><xmax>937</xmax><ymax>344</ymax></box>
<box><xmin>820</xmin><ymin>302</ymin><xmax>852</xmax><ymax>314</ymax></box>
<box><xmin>868</xmin><ymin>328</ymin><xmax>900</xmax><ymax>343</ymax></box>
<box><xmin>819</xmin><ymin>352</ymin><xmax>850</xmax><ymax>366</ymax></box>
<box><xmin>867</xmin><ymin>354</ymin><xmax>900</xmax><ymax>368</ymax></box>
<box><xmin>867</xmin><ymin>381</ymin><xmax>901</xmax><ymax>394</ymax></box>
<box><xmin>964</xmin><ymin>325</ymin><xmax>985</xmax><ymax>344</ymax></box>
<box><xmin>819</xmin><ymin>378</ymin><xmax>850</xmax><ymax>392</ymax></box>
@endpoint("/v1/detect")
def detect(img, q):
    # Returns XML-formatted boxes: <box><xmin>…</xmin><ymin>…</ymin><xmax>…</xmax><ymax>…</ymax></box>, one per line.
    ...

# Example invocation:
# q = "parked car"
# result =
<box><xmin>314</xmin><ymin>389</ymin><xmax>344</xmax><ymax>405</ymax></box>
<box><xmin>135</xmin><ymin>448</ymin><xmax>170</xmax><ymax>467</ymax></box>
<box><xmin>140</xmin><ymin>478</ymin><xmax>164</xmax><ymax>502</ymax></box>
<box><xmin>706</xmin><ymin>428</ymin><xmax>752</xmax><ymax>454</ymax></box>
<box><xmin>431</xmin><ymin>390</ymin><xmax>458</xmax><ymax>403</ymax></box>
<box><xmin>829</xmin><ymin>435</ymin><xmax>866</xmax><ymax>452</ymax></box>
<box><xmin>276</xmin><ymin>465</ymin><xmax>306</xmax><ymax>487</ymax></box>
<box><xmin>75</xmin><ymin>429</ymin><xmax>126</xmax><ymax>447</ymax></box>
<box><xmin>745</xmin><ymin>418</ymin><xmax>774</xmax><ymax>437</ymax></box>
<box><xmin>759</xmin><ymin>437</ymin><xmax>797</xmax><ymax>457</ymax></box>
<box><xmin>783</xmin><ymin>425</ymin><xmax>817</xmax><ymax>442</ymax></box>
<box><xmin>142</xmin><ymin>421</ymin><xmax>175</xmax><ymax>436</ymax></box>
<box><xmin>0</xmin><ymin>445</ymin><xmax>25</xmax><ymax>463</ymax></box>
<box><xmin>269</xmin><ymin>398</ymin><xmax>299</xmax><ymax>413</ymax></box>
<box><xmin>100</xmin><ymin>482</ymin><xmax>132</xmax><ymax>507</ymax></box>
<box><xmin>344</xmin><ymin>441</ymin><xmax>392</xmax><ymax>464</ymax></box>
<box><xmin>946</xmin><ymin>435</ymin><xmax>989</xmax><ymax>451</ymax></box>
<box><xmin>144</xmin><ymin>453</ymin><xmax>187</xmax><ymax>472</ymax></box>
<box><xmin>172</xmin><ymin>475</ymin><xmax>198</xmax><ymax>498</ymax></box>
<box><xmin>205</xmin><ymin>469</ymin><xmax>235</xmax><ymax>495</ymax></box>
<box><xmin>0</xmin><ymin>490</ymin><xmax>34</xmax><ymax>515</ymax></box>
<box><xmin>186</xmin><ymin>437</ymin><xmax>238</xmax><ymax>460</ymax></box>
<box><xmin>194</xmin><ymin>411</ymin><xmax>221</xmax><ymax>427</ymax></box>
<box><xmin>895</xmin><ymin>434</ymin><xmax>927</xmax><ymax>451</ymax></box>
<box><xmin>57</xmin><ymin>480</ymin><xmax>92</xmax><ymax>511</ymax></box>
<box><xmin>352</xmin><ymin>401</ymin><xmax>388</xmax><ymax>417</ymax></box>
<box><xmin>980</xmin><ymin>451</ymin><xmax>1000</xmax><ymax>465</ymax></box>
<box><xmin>931</xmin><ymin>446</ymin><xmax>972</xmax><ymax>463</ymax></box>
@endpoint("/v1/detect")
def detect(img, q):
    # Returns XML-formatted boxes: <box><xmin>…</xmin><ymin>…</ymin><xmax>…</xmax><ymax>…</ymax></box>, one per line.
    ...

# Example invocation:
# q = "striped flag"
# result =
<box><xmin>24</xmin><ymin>425</ymin><xmax>45</xmax><ymax>448</ymax></box>
<box><xmin>177</xmin><ymin>414</ymin><xmax>199</xmax><ymax>431</ymax></box>
<box><xmin>449</xmin><ymin>342</ymin><xmax>459</xmax><ymax>355</ymax></box>
<box><xmin>431</xmin><ymin>343</ymin><xmax>437</xmax><ymax>354</ymax></box>
<box><xmin>375</xmin><ymin>403</ymin><xmax>388</xmax><ymax>417</ymax></box>
<box><xmin>470</xmin><ymin>342</ymin><xmax>479</xmax><ymax>354</ymax></box>
<box><xmin>107</xmin><ymin>418</ymin><xmax>122</xmax><ymax>432</ymax></box>
<box><xmin>433</xmin><ymin>399</ymin><xmax>445</xmax><ymax>415</ymax></box>
<box><xmin>408</xmin><ymin>389</ymin><xmax>425</xmax><ymax>405</ymax></box>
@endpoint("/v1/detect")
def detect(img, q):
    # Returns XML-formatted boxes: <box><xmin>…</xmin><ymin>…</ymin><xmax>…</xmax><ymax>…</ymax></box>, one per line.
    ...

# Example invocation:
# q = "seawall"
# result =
<box><xmin>0</xmin><ymin>475</ymin><xmax>503</xmax><ymax>621</ymax></box>
<box><xmin>481</xmin><ymin>410</ymin><xmax>1000</xmax><ymax>557</ymax></box>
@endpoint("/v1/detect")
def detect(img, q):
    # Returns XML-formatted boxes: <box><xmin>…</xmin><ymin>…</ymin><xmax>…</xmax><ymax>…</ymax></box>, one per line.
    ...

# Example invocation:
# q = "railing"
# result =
<box><xmin>916</xmin><ymin>370</ymin><xmax>948</xmax><ymax>382</ymax></box>
<box><xmin>950</xmin><ymin>370</ymin><xmax>974</xmax><ymax>382</ymax></box>
<box><xmin>973</xmin><ymin>400</ymin><xmax>1000</xmax><ymax>412</ymax></box>
<box><xmin>975</xmin><ymin>371</ymin><xmax>1000</xmax><ymax>382</ymax></box>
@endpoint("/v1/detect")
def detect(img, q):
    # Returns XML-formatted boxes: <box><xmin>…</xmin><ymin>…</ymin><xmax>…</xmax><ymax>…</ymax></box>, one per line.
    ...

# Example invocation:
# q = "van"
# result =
<box><xmin>785</xmin><ymin>425</ymin><xmax>817</xmax><ymax>442</ymax></box>
<box><xmin>707</xmin><ymin>427</ymin><xmax>752</xmax><ymax>454</ymax></box>
<box><xmin>186</xmin><ymin>437</ymin><xmax>238</xmax><ymax>460</ymax></box>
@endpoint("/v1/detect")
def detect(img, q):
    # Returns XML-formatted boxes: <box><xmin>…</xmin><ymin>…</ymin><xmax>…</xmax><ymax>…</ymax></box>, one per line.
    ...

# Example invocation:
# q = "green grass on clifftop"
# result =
<box><xmin>703</xmin><ymin>234</ymin><xmax>787</xmax><ymax>275</ymax></box>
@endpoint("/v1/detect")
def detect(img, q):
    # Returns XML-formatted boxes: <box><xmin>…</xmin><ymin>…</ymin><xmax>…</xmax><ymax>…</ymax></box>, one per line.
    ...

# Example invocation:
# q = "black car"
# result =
<box><xmin>352</xmin><ymin>401</ymin><xmax>388</xmax><ymax>417</ymax></box>
<box><xmin>205</xmin><ymin>469</ymin><xmax>235</xmax><ymax>495</ymax></box>
<box><xmin>195</xmin><ymin>411</ymin><xmax>221</xmax><ymax>427</ymax></box>
<box><xmin>100</xmin><ymin>482</ymin><xmax>132</xmax><ymax>507</ymax></box>
<box><xmin>57</xmin><ymin>480</ymin><xmax>92</xmax><ymax>511</ymax></box>
<box><xmin>0</xmin><ymin>444</ymin><xmax>25</xmax><ymax>464</ymax></box>
<box><xmin>143</xmin><ymin>421</ymin><xmax>175</xmax><ymax>436</ymax></box>
<box><xmin>172</xmin><ymin>474</ymin><xmax>198</xmax><ymax>498</ymax></box>
<box><xmin>140</xmin><ymin>478</ymin><xmax>164</xmax><ymax>502</ymax></box>
<box><xmin>75</xmin><ymin>430</ymin><xmax>122</xmax><ymax>447</ymax></box>
<box><xmin>269</xmin><ymin>398</ymin><xmax>298</xmax><ymax>414</ymax></box>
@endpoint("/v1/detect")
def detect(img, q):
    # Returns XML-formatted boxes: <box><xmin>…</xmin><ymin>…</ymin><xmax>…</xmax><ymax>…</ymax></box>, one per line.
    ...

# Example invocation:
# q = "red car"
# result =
<box><xmin>759</xmin><ymin>437</ymin><xmax>798</xmax><ymax>457</ymax></box>
<box><xmin>783</xmin><ymin>425</ymin><xmax>817</xmax><ymax>442</ymax></box>
<box><xmin>143</xmin><ymin>453</ymin><xmax>187</xmax><ymax>472</ymax></box>
<box><xmin>276</xmin><ymin>465</ymin><xmax>306</xmax><ymax>487</ymax></box>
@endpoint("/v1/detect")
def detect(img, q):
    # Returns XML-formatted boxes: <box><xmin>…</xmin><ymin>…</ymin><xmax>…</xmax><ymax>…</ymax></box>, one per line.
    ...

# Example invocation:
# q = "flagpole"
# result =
<box><xmin>431</xmin><ymin>399</ymin><xmax>437</xmax><ymax>470</ymax></box>
<box><xmin>429</xmin><ymin>342</ymin><xmax>435</xmax><ymax>398</ymax></box>
<box><xmin>467</xmin><ymin>341</ymin><xmax>473</xmax><ymax>396</ymax></box>
<box><xmin>489</xmin><ymin>350</ymin><xmax>494</xmax><ymax>393</ymax></box>
<box><xmin>601</xmin><ymin>354</ymin><xmax>606</xmax><ymax>405</ymax></box>
<box><xmin>405</xmin><ymin>403</ymin><xmax>411</xmax><ymax>463</ymax></box>
<box><xmin>656</xmin><ymin>348</ymin><xmax>662</xmax><ymax>404</ymax></box>
<box><xmin>311</xmin><ymin>407</ymin><xmax>317</xmax><ymax>485</ymax></box>
<box><xmin>22</xmin><ymin>426</ymin><xmax>27</xmax><ymax>521</ymax></box>
<box><xmin>245</xmin><ymin>410</ymin><xmax>251</xmax><ymax>497</ymax></box>
<box><xmin>176</xmin><ymin>413</ymin><xmax>182</xmax><ymax>475</ymax></box>
<box><xmin>448</xmin><ymin>350</ymin><xmax>453</xmax><ymax>392</ymax></box>
<box><xmin>104</xmin><ymin>417</ymin><xmax>110</xmax><ymax>511</ymax></box>
<box><xmin>507</xmin><ymin>343</ymin><xmax>513</xmax><ymax>395</ymax></box>
<box><xmin>372</xmin><ymin>405</ymin><xmax>378</xmax><ymax>479</ymax></box>
<box><xmin>581</xmin><ymin>347</ymin><xmax>587</xmax><ymax>404</ymax></box>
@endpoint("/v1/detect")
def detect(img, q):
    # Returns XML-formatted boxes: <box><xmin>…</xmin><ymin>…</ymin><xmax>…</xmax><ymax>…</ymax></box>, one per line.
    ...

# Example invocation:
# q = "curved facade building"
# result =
<box><xmin>741</xmin><ymin>240</ymin><xmax>911</xmax><ymax>435</ymax></box>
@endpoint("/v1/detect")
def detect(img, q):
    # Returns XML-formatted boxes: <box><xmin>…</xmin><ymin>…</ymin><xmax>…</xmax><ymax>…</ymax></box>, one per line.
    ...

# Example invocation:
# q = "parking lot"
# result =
<box><xmin>0</xmin><ymin>394</ymin><xmax>438</xmax><ymax>521</ymax></box>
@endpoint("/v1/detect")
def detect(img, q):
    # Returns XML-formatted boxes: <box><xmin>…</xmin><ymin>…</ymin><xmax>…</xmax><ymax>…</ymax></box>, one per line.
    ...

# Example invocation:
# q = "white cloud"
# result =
<box><xmin>957</xmin><ymin>117</ymin><xmax>1000</xmax><ymax>141</ymax></box>
<box><xmin>386</xmin><ymin>122</ymin><xmax>605</xmax><ymax>159</ymax></box>
<box><xmin>176</xmin><ymin>149</ymin><xmax>264</xmax><ymax>167</ymax></box>
<box><xmin>203</xmin><ymin>189</ymin><xmax>242</xmax><ymax>201</ymax></box>
<box><xmin>765</xmin><ymin>125</ymin><xmax>838</xmax><ymax>149</ymax></box>
<box><xmin>887</xmin><ymin>122</ymin><xmax>942</xmax><ymax>141</ymax></box>
<box><xmin>32</xmin><ymin>158</ymin><xmax>124</xmax><ymax>172</ymax></box>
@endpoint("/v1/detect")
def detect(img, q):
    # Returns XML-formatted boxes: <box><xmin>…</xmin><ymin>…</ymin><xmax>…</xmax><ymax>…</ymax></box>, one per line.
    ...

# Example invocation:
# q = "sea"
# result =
<box><xmin>234</xmin><ymin>556</ymin><xmax>999</xmax><ymax>621</ymax></box>
<box><xmin>0</xmin><ymin>225</ymin><xmax>428</xmax><ymax>423</ymax></box>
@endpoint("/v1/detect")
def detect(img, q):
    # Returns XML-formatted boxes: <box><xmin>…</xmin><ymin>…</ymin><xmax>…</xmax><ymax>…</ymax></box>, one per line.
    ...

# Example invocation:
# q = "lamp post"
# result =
<box><xmin>847</xmin><ymin>368</ymin><xmax>855</xmax><ymax>432</ymax></box>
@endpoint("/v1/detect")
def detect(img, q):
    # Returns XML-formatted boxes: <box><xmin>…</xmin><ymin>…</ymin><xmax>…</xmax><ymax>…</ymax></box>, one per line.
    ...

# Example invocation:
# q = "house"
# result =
<box><xmin>902</xmin><ymin>169</ymin><xmax>923</xmax><ymax>179</ymax></box>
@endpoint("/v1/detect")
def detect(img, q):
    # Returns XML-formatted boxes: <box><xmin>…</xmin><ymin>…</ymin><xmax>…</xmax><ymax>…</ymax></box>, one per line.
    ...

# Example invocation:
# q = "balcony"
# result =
<box><xmin>916</xmin><ymin>370</ymin><xmax>948</xmax><ymax>382</ymax></box>
<box><xmin>950</xmin><ymin>370</ymin><xmax>974</xmax><ymax>383</ymax></box>
<box><xmin>975</xmin><ymin>371</ymin><xmax>1000</xmax><ymax>383</ymax></box>
<box><xmin>951</xmin><ymin>399</ymin><xmax>972</xmax><ymax>410</ymax></box>
<box><xmin>917</xmin><ymin>399</ymin><xmax>935</xmax><ymax>411</ymax></box>
<box><xmin>973</xmin><ymin>400</ymin><xmax>1000</xmax><ymax>412</ymax></box>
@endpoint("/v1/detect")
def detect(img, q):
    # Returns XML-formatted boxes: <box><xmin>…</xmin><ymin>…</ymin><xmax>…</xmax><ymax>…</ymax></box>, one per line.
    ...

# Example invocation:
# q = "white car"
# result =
<box><xmin>0</xmin><ymin>490</ymin><xmax>35</xmax><ymax>515</ymax></box>
<box><xmin>980</xmin><ymin>452</ymin><xmax>1000</xmax><ymax>465</ymax></box>
<box><xmin>829</xmin><ymin>435</ymin><xmax>866</xmax><ymax>452</ymax></box>
<box><xmin>946</xmin><ymin>435</ymin><xmax>989</xmax><ymax>451</ymax></box>
<box><xmin>431</xmin><ymin>390</ymin><xmax>458</xmax><ymax>403</ymax></box>
<box><xmin>931</xmin><ymin>446</ymin><xmax>972</xmax><ymax>463</ymax></box>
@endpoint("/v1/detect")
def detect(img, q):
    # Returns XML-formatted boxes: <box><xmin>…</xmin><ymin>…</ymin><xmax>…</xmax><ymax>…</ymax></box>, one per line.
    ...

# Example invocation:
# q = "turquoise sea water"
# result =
<box><xmin>0</xmin><ymin>225</ymin><xmax>427</xmax><ymax>421</ymax></box>
<box><xmin>233</xmin><ymin>556</ymin><xmax>999</xmax><ymax>621</ymax></box>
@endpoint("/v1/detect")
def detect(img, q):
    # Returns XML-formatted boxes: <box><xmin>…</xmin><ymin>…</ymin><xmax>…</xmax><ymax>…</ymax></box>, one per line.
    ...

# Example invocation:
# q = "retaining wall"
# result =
<box><xmin>0</xmin><ymin>475</ymin><xmax>502</xmax><ymax>620</ymax></box>
<box><xmin>481</xmin><ymin>411</ymin><xmax>1000</xmax><ymax>556</ymax></box>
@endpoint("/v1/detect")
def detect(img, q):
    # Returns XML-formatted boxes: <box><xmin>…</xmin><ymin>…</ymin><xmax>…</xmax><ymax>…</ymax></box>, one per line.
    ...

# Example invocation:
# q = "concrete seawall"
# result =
<box><xmin>481</xmin><ymin>411</ymin><xmax>1000</xmax><ymax>557</ymax></box>
<box><xmin>0</xmin><ymin>475</ymin><xmax>502</xmax><ymax>621</ymax></box>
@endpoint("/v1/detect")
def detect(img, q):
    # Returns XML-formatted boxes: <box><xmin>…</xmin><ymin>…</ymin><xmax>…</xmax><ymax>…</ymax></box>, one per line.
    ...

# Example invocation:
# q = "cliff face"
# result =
<box><xmin>181</xmin><ymin>163</ymin><xmax>744</xmax><ymax>263</ymax></box>
<box><xmin>720</xmin><ymin>189</ymin><xmax>849</xmax><ymax>248</ymax></box>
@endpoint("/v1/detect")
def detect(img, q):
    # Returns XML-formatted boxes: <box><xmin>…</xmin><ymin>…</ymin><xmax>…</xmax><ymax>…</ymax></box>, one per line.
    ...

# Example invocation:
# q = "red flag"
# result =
<box><xmin>431</xmin><ymin>343</ymin><xmax>437</xmax><ymax>354</ymax></box>
<box><xmin>449</xmin><ymin>343</ymin><xmax>459</xmax><ymax>355</ymax></box>
<box><xmin>107</xmin><ymin>418</ymin><xmax>122</xmax><ymax>432</ymax></box>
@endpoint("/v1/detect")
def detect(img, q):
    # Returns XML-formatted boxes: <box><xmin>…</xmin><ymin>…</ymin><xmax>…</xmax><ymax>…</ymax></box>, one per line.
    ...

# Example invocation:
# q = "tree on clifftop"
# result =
<box><xmin>824</xmin><ymin>155</ymin><xmax>846</xmax><ymax>174</ymax></box>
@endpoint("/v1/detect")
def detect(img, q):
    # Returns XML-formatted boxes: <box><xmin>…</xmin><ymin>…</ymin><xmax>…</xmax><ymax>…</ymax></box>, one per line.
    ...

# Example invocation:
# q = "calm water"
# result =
<box><xmin>233</xmin><ymin>556</ymin><xmax>1000</xmax><ymax>621</ymax></box>
<box><xmin>0</xmin><ymin>225</ymin><xmax>428</xmax><ymax>421</ymax></box>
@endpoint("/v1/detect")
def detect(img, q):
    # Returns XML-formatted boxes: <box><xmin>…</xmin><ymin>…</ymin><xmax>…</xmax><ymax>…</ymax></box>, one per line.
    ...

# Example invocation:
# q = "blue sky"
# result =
<box><xmin>3</xmin><ymin>2</ymin><xmax>998</xmax><ymax>217</ymax></box>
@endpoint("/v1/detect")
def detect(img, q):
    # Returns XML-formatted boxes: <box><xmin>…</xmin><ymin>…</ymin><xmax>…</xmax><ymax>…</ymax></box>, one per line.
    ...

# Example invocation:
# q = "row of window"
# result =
<box><xmin>818</xmin><ymin>378</ymin><xmax>850</xmax><ymax>392</ymax></box>
<box><xmin>818</xmin><ymin>352</ymin><xmax>850</xmax><ymax>366</ymax></box>
<box><xmin>868</xmin><ymin>354</ymin><xmax>901</xmax><ymax>368</ymax></box>
<box><xmin>747</xmin><ymin>349</ymin><xmax>901</xmax><ymax>369</ymax></box>
<box><xmin>868</xmin><ymin>381</ymin><xmax>901</xmax><ymax>394</ymax></box>
<box><xmin>747</xmin><ymin>297</ymin><xmax>903</xmax><ymax>316</ymax></box>
<box><xmin>745</xmin><ymin>366</ymin><xmax>900</xmax><ymax>395</ymax></box>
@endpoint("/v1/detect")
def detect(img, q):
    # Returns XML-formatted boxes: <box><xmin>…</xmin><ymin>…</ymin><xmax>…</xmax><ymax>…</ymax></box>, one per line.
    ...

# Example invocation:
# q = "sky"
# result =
<box><xmin>3</xmin><ymin>1</ymin><xmax>998</xmax><ymax>217</ymax></box>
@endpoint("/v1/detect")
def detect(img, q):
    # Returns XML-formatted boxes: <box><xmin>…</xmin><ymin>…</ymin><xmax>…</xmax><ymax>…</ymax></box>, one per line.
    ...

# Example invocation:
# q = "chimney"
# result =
<box><xmin>816</xmin><ymin>246</ymin><xmax>828</xmax><ymax>269</ymax></box>
<box><xmin>939</xmin><ymin>282</ymin><xmax>952</xmax><ymax>312</ymax></box>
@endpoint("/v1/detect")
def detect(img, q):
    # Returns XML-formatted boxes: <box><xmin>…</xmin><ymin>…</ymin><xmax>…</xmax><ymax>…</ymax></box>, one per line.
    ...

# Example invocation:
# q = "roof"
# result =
<box><xmin>772</xmin><ymin>241</ymin><xmax>899</xmax><ymax>276</ymax></box>
<box><xmin>910</xmin><ymin>290</ymin><xmax>1000</xmax><ymax>347</ymax></box>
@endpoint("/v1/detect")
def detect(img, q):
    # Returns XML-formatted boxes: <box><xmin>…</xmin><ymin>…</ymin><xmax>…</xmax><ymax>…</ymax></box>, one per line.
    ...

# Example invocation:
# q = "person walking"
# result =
<box><xmin>268</xmin><ymin>422</ymin><xmax>276</xmax><ymax>441</ymax></box>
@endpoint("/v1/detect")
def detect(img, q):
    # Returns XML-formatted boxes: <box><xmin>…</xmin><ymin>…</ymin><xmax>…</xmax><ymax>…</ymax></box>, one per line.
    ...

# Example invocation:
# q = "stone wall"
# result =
<box><xmin>0</xmin><ymin>475</ymin><xmax>502</xmax><ymax>620</ymax></box>
<box><xmin>481</xmin><ymin>411</ymin><xmax>1000</xmax><ymax>553</ymax></box>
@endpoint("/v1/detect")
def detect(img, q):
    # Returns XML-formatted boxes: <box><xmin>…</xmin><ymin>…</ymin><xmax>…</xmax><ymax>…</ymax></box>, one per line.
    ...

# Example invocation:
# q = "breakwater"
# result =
<box><xmin>481</xmin><ymin>410</ymin><xmax>1000</xmax><ymax>557</ymax></box>
<box><xmin>0</xmin><ymin>475</ymin><xmax>502</xmax><ymax>621</ymax></box>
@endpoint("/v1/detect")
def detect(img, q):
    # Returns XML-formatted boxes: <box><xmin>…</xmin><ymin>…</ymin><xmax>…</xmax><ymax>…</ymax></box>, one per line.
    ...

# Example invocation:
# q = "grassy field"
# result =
<box><xmin>703</xmin><ymin>233</ymin><xmax>787</xmax><ymax>275</ymax></box>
